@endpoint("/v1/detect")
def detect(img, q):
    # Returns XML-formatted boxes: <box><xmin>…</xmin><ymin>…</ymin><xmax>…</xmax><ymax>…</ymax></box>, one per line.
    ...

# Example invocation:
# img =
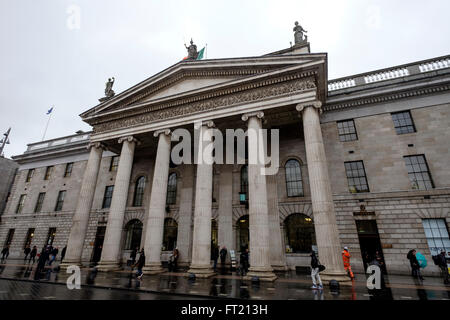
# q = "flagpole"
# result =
<box><xmin>42</xmin><ymin>107</ymin><xmax>53</xmax><ymax>141</ymax></box>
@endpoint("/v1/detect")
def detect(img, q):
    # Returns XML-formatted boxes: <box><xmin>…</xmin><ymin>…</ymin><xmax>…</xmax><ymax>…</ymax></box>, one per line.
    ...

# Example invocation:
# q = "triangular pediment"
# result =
<box><xmin>80</xmin><ymin>53</ymin><xmax>328</xmax><ymax>124</ymax></box>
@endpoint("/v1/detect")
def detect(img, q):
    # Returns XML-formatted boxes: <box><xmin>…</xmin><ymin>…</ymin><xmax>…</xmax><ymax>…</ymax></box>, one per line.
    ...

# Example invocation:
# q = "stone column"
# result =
<box><xmin>176</xmin><ymin>164</ymin><xmax>194</xmax><ymax>267</ymax></box>
<box><xmin>296</xmin><ymin>101</ymin><xmax>349</xmax><ymax>282</ymax></box>
<box><xmin>267</xmin><ymin>174</ymin><xmax>287</xmax><ymax>270</ymax></box>
<box><xmin>241</xmin><ymin>111</ymin><xmax>277</xmax><ymax>281</ymax></box>
<box><xmin>98</xmin><ymin>136</ymin><xmax>138</xmax><ymax>271</ymax></box>
<box><xmin>61</xmin><ymin>142</ymin><xmax>105</xmax><ymax>268</ymax></box>
<box><xmin>188</xmin><ymin>121</ymin><xmax>215</xmax><ymax>277</ymax></box>
<box><xmin>143</xmin><ymin>129</ymin><xmax>172</xmax><ymax>274</ymax></box>
<box><xmin>218</xmin><ymin>165</ymin><xmax>233</xmax><ymax>262</ymax></box>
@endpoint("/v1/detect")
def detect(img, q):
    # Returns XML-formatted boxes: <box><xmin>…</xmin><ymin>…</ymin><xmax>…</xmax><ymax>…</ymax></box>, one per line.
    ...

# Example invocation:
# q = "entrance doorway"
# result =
<box><xmin>237</xmin><ymin>215</ymin><xmax>249</xmax><ymax>252</ymax></box>
<box><xmin>356</xmin><ymin>220</ymin><xmax>387</xmax><ymax>273</ymax></box>
<box><xmin>91</xmin><ymin>226</ymin><xmax>106</xmax><ymax>264</ymax></box>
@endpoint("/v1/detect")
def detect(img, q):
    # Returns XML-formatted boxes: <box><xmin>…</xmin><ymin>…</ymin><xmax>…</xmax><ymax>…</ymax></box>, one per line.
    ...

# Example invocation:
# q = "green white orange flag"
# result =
<box><xmin>196</xmin><ymin>47</ymin><xmax>205</xmax><ymax>60</ymax></box>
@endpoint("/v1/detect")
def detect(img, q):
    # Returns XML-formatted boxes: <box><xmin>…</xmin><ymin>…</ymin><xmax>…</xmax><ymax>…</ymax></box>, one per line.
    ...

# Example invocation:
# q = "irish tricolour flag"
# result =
<box><xmin>182</xmin><ymin>47</ymin><xmax>206</xmax><ymax>61</ymax></box>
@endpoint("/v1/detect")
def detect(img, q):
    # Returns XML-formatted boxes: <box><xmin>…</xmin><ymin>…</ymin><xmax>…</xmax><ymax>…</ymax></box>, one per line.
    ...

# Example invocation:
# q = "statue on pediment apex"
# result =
<box><xmin>184</xmin><ymin>39</ymin><xmax>198</xmax><ymax>60</ymax></box>
<box><xmin>293</xmin><ymin>21</ymin><xmax>308</xmax><ymax>45</ymax></box>
<box><xmin>105</xmin><ymin>77</ymin><xmax>115</xmax><ymax>98</ymax></box>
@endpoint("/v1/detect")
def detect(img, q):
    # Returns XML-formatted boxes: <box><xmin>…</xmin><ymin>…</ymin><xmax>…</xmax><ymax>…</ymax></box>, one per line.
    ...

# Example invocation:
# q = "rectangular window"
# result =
<box><xmin>64</xmin><ymin>162</ymin><xmax>73</xmax><ymax>177</ymax></box>
<box><xmin>44</xmin><ymin>166</ymin><xmax>54</xmax><ymax>180</ymax></box>
<box><xmin>422</xmin><ymin>219</ymin><xmax>450</xmax><ymax>257</ymax></box>
<box><xmin>34</xmin><ymin>192</ymin><xmax>46</xmax><ymax>213</ymax></box>
<box><xmin>24</xmin><ymin>228</ymin><xmax>35</xmax><ymax>249</ymax></box>
<box><xmin>46</xmin><ymin>228</ymin><xmax>56</xmax><ymax>246</ymax></box>
<box><xmin>16</xmin><ymin>194</ymin><xmax>27</xmax><ymax>213</ymax></box>
<box><xmin>392</xmin><ymin>111</ymin><xmax>416</xmax><ymax>135</ymax></box>
<box><xmin>4</xmin><ymin>229</ymin><xmax>14</xmax><ymax>246</ymax></box>
<box><xmin>345</xmin><ymin>161</ymin><xmax>370</xmax><ymax>193</ymax></box>
<box><xmin>404</xmin><ymin>155</ymin><xmax>434</xmax><ymax>190</ymax></box>
<box><xmin>102</xmin><ymin>186</ymin><xmax>114</xmax><ymax>209</ymax></box>
<box><xmin>337</xmin><ymin>119</ymin><xmax>358</xmax><ymax>142</ymax></box>
<box><xmin>26</xmin><ymin>169</ymin><xmax>35</xmax><ymax>182</ymax></box>
<box><xmin>54</xmin><ymin>190</ymin><xmax>66</xmax><ymax>212</ymax></box>
<box><xmin>109</xmin><ymin>156</ymin><xmax>119</xmax><ymax>172</ymax></box>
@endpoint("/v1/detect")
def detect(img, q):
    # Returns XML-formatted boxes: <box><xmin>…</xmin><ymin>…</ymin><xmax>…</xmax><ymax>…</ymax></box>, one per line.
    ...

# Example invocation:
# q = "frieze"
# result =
<box><xmin>93</xmin><ymin>76</ymin><xmax>316</xmax><ymax>133</ymax></box>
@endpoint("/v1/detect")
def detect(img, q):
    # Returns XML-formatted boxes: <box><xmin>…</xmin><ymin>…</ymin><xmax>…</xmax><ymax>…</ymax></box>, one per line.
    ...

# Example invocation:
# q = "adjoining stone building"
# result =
<box><xmin>1</xmin><ymin>34</ymin><xmax>449</xmax><ymax>278</ymax></box>
<box><xmin>0</xmin><ymin>157</ymin><xmax>18</xmax><ymax>216</ymax></box>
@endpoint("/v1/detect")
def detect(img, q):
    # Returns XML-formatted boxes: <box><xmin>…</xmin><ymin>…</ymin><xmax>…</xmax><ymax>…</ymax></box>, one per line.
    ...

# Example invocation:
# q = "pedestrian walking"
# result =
<box><xmin>29</xmin><ymin>246</ymin><xmax>37</xmax><ymax>264</ymax></box>
<box><xmin>239</xmin><ymin>248</ymin><xmax>249</xmax><ymax>275</ymax></box>
<box><xmin>1</xmin><ymin>245</ymin><xmax>10</xmax><ymax>261</ymax></box>
<box><xmin>130</xmin><ymin>247</ymin><xmax>138</xmax><ymax>266</ymax></box>
<box><xmin>212</xmin><ymin>245</ymin><xmax>219</xmax><ymax>272</ymax></box>
<box><xmin>60</xmin><ymin>246</ymin><xmax>66</xmax><ymax>263</ymax></box>
<box><xmin>168</xmin><ymin>248</ymin><xmax>179</xmax><ymax>272</ymax></box>
<box><xmin>342</xmin><ymin>246</ymin><xmax>354</xmax><ymax>279</ymax></box>
<box><xmin>35</xmin><ymin>246</ymin><xmax>50</xmax><ymax>280</ymax></box>
<box><xmin>24</xmin><ymin>245</ymin><xmax>31</xmax><ymax>261</ymax></box>
<box><xmin>133</xmin><ymin>248</ymin><xmax>145</xmax><ymax>280</ymax></box>
<box><xmin>436</xmin><ymin>250</ymin><xmax>449</xmax><ymax>285</ymax></box>
<box><xmin>407</xmin><ymin>249</ymin><xmax>424</xmax><ymax>281</ymax></box>
<box><xmin>49</xmin><ymin>247</ymin><xmax>58</xmax><ymax>265</ymax></box>
<box><xmin>219</xmin><ymin>246</ymin><xmax>228</xmax><ymax>274</ymax></box>
<box><xmin>310</xmin><ymin>251</ymin><xmax>323</xmax><ymax>290</ymax></box>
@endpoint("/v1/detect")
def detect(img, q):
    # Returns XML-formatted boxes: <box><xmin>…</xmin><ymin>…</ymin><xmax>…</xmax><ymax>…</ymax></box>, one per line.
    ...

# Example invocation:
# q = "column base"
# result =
<box><xmin>142</xmin><ymin>263</ymin><xmax>165</xmax><ymax>275</ymax></box>
<box><xmin>187</xmin><ymin>264</ymin><xmax>216</xmax><ymax>278</ymax></box>
<box><xmin>271</xmin><ymin>264</ymin><xmax>288</xmax><ymax>272</ymax></box>
<box><xmin>59</xmin><ymin>261</ymin><xmax>83</xmax><ymax>270</ymax></box>
<box><xmin>96</xmin><ymin>261</ymin><xmax>122</xmax><ymax>272</ymax></box>
<box><xmin>320</xmin><ymin>270</ymin><xmax>352</xmax><ymax>286</ymax></box>
<box><xmin>244</xmin><ymin>267</ymin><xmax>277</xmax><ymax>282</ymax></box>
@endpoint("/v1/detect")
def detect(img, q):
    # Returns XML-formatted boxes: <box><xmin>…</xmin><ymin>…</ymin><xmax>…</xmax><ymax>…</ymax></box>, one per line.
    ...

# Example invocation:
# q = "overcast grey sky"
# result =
<box><xmin>1</xmin><ymin>0</ymin><xmax>449</xmax><ymax>158</ymax></box>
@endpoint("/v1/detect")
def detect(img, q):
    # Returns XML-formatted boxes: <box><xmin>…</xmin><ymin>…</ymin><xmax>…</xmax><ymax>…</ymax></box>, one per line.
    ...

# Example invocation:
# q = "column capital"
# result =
<box><xmin>153</xmin><ymin>129</ymin><xmax>171</xmax><ymax>138</ymax></box>
<box><xmin>241</xmin><ymin>111</ymin><xmax>264</xmax><ymax>122</ymax></box>
<box><xmin>194</xmin><ymin>120</ymin><xmax>215</xmax><ymax>130</ymax></box>
<box><xmin>87</xmin><ymin>141</ymin><xmax>107</xmax><ymax>151</ymax></box>
<box><xmin>295</xmin><ymin>101</ymin><xmax>323</xmax><ymax>114</ymax></box>
<box><xmin>118</xmin><ymin>135</ymin><xmax>141</xmax><ymax>145</ymax></box>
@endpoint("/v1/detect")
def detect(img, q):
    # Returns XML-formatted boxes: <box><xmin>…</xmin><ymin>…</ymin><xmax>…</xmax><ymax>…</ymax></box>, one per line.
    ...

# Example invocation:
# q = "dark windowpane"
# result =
<box><xmin>26</xmin><ymin>169</ymin><xmax>35</xmax><ymax>182</ymax></box>
<box><xmin>102</xmin><ymin>186</ymin><xmax>114</xmax><ymax>209</ymax></box>
<box><xmin>124</xmin><ymin>220</ymin><xmax>143</xmax><ymax>250</ymax></box>
<box><xmin>55</xmin><ymin>191</ymin><xmax>66</xmax><ymax>212</ymax></box>
<box><xmin>162</xmin><ymin>218</ymin><xmax>178</xmax><ymax>251</ymax></box>
<box><xmin>34</xmin><ymin>192</ymin><xmax>45</xmax><ymax>213</ymax></box>
<box><xmin>16</xmin><ymin>194</ymin><xmax>27</xmax><ymax>213</ymax></box>
<box><xmin>240</xmin><ymin>165</ymin><xmax>248</xmax><ymax>195</ymax></box>
<box><xmin>284</xmin><ymin>214</ymin><xmax>316</xmax><ymax>253</ymax></box>
<box><xmin>345</xmin><ymin>161</ymin><xmax>369</xmax><ymax>193</ymax></box>
<box><xmin>404</xmin><ymin>155</ymin><xmax>434</xmax><ymax>190</ymax></box>
<box><xmin>392</xmin><ymin>111</ymin><xmax>416</xmax><ymax>134</ymax></box>
<box><xmin>133</xmin><ymin>176</ymin><xmax>146</xmax><ymax>207</ymax></box>
<box><xmin>109</xmin><ymin>156</ymin><xmax>119</xmax><ymax>172</ymax></box>
<box><xmin>285</xmin><ymin>160</ymin><xmax>303</xmax><ymax>197</ymax></box>
<box><xmin>44</xmin><ymin>166</ymin><xmax>54</xmax><ymax>180</ymax></box>
<box><xmin>337</xmin><ymin>119</ymin><xmax>358</xmax><ymax>142</ymax></box>
<box><xmin>64</xmin><ymin>163</ymin><xmax>73</xmax><ymax>177</ymax></box>
<box><xmin>166</xmin><ymin>173</ymin><xmax>177</xmax><ymax>205</ymax></box>
<box><xmin>23</xmin><ymin>228</ymin><xmax>35</xmax><ymax>249</ymax></box>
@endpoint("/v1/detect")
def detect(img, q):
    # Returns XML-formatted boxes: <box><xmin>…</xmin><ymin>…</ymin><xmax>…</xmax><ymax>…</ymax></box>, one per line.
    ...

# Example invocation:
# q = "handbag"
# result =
<box><xmin>318</xmin><ymin>259</ymin><xmax>326</xmax><ymax>272</ymax></box>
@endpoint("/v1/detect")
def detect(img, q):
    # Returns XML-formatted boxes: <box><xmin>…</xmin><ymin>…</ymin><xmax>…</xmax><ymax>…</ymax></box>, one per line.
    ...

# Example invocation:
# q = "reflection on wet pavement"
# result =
<box><xmin>0</xmin><ymin>260</ymin><xmax>449</xmax><ymax>300</ymax></box>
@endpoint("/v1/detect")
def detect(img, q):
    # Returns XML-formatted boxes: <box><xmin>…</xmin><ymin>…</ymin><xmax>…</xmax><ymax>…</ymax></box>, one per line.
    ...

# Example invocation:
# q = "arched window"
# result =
<box><xmin>133</xmin><ymin>176</ymin><xmax>146</xmax><ymax>207</ymax></box>
<box><xmin>166</xmin><ymin>173</ymin><xmax>177</xmax><ymax>205</ymax></box>
<box><xmin>285</xmin><ymin>159</ymin><xmax>303</xmax><ymax>197</ymax></box>
<box><xmin>124</xmin><ymin>219</ymin><xmax>143</xmax><ymax>250</ymax></box>
<box><xmin>284</xmin><ymin>213</ymin><xmax>316</xmax><ymax>253</ymax></box>
<box><xmin>240</xmin><ymin>165</ymin><xmax>248</xmax><ymax>195</ymax></box>
<box><xmin>162</xmin><ymin>218</ymin><xmax>178</xmax><ymax>251</ymax></box>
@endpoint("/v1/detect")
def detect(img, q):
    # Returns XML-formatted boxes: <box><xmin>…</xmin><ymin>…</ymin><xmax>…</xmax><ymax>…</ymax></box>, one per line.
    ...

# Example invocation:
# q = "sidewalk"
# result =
<box><xmin>0</xmin><ymin>259</ymin><xmax>449</xmax><ymax>300</ymax></box>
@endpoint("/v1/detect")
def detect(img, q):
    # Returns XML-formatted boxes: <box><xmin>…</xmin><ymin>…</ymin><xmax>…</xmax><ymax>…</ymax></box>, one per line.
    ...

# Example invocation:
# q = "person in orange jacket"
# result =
<box><xmin>342</xmin><ymin>246</ymin><xmax>354</xmax><ymax>279</ymax></box>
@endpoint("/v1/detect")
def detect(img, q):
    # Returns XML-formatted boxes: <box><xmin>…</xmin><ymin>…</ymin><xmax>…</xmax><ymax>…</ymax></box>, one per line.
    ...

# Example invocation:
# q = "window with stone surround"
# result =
<box><xmin>404</xmin><ymin>155</ymin><xmax>434</xmax><ymax>190</ymax></box>
<box><xmin>44</xmin><ymin>166</ymin><xmax>53</xmax><ymax>180</ymax></box>
<box><xmin>109</xmin><ymin>156</ymin><xmax>119</xmax><ymax>172</ymax></box>
<box><xmin>391</xmin><ymin>111</ymin><xmax>416</xmax><ymax>135</ymax></box>
<box><xmin>162</xmin><ymin>218</ymin><xmax>178</xmax><ymax>251</ymax></box>
<box><xmin>124</xmin><ymin>219</ymin><xmax>143</xmax><ymax>250</ymax></box>
<box><xmin>337</xmin><ymin>119</ymin><xmax>358</xmax><ymax>142</ymax></box>
<box><xmin>166</xmin><ymin>173</ymin><xmax>177</xmax><ymax>205</ymax></box>
<box><xmin>285</xmin><ymin>159</ymin><xmax>304</xmax><ymax>197</ymax></box>
<box><xmin>344</xmin><ymin>161</ymin><xmax>370</xmax><ymax>193</ymax></box>
<box><xmin>133</xmin><ymin>176</ymin><xmax>146</xmax><ymax>207</ymax></box>
<box><xmin>23</xmin><ymin>228</ymin><xmax>35</xmax><ymax>249</ymax></box>
<box><xmin>26</xmin><ymin>169</ymin><xmax>35</xmax><ymax>182</ymax></box>
<box><xmin>16</xmin><ymin>194</ymin><xmax>26</xmax><ymax>213</ymax></box>
<box><xmin>240</xmin><ymin>165</ymin><xmax>248</xmax><ymax>195</ymax></box>
<box><xmin>4</xmin><ymin>229</ymin><xmax>14</xmax><ymax>246</ymax></box>
<box><xmin>284</xmin><ymin>213</ymin><xmax>316</xmax><ymax>253</ymax></box>
<box><xmin>64</xmin><ymin>162</ymin><xmax>73</xmax><ymax>177</ymax></box>
<box><xmin>102</xmin><ymin>186</ymin><xmax>114</xmax><ymax>209</ymax></box>
<box><xmin>54</xmin><ymin>190</ymin><xmax>66</xmax><ymax>212</ymax></box>
<box><xmin>46</xmin><ymin>228</ymin><xmax>56</xmax><ymax>246</ymax></box>
<box><xmin>34</xmin><ymin>192</ymin><xmax>45</xmax><ymax>213</ymax></box>
<box><xmin>422</xmin><ymin>219</ymin><xmax>450</xmax><ymax>257</ymax></box>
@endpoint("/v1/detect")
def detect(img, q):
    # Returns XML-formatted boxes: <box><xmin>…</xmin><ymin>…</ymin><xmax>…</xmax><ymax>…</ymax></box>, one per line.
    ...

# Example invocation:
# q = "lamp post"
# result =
<box><xmin>0</xmin><ymin>128</ymin><xmax>11</xmax><ymax>157</ymax></box>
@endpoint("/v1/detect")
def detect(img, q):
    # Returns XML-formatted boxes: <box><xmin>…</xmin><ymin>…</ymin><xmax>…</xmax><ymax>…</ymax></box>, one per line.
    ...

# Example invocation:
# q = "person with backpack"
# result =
<box><xmin>435</xmin><ymin>250</ymin><xmax>449</xmax><ymax>285</ymax></box>
<box><xmin>310</xmin><ymin>250</ymin><xmax>323</xmax><ymax>290</ymax></box>
<box><xmin>407</xmin><ymin>249</ymin><xmax>424</xmax><ymax>281</ymax></box>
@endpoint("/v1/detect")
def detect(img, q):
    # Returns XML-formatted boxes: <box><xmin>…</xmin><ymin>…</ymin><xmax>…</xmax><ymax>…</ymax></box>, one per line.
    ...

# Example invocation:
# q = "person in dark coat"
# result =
<box><xmin>24</xmin><ymin>245</ymin><xmax>31</xmax><ymax>261</ymax></box>
<box><xmin>49</xmin><ymin>247</ymin><xmax>58</xmax><ymax>265</ymax></box>
<box><xmin>29</xmin><ymin>246</ymin><xmax>37</xmax><ymax>264</ymax></box>
<box><xmin>219</xmin><ymin>246</ymin><xmax>228</xmax><ymax>274</ymax></box>
<box><xmin>35</xmin><ymin>246</ymin><xmax>50</xmax><ymax>280</ymax></box>
<box><xmin>130</xmin><ymin>247</ymin><xmax>138</xmax><ymax>266</ymax></box>
<box><xmin>133</xmin><ymin>249</ymin><xmax>145</xmax><ymax>280</ymax></box>
<box><xmin>310</xmin><ymin>250</ymin><xmax>323</xmax><ymax>289</ymax></box>
<box><xmin>1</xmin><ymin>245</ymin><xmax>10</xmax><ymax>261</ymax></box>
<box><xmin>437</xmin><ymin>250</ymin><xmax>449</xmax><ymax>284</ymax></box>
<box><xmin>212</xmin><ymin>245</ymin><xmax>219</xmax><ymax>272</ymax></box>
<box><xmin>407</xmin><ymin>249</ymin><xmax>424</xmax><ymax>280</ymax></box>
<box><xmin>168</xmin><ymin>248</ymin><xmax>179</xmax><ymax>272</ymax></box>
<box><xmin>60</xmin><ymin>246</ymin><xmax>67</xmax><ymax>263</ymax></box>
<box><xmin>240</xmin><ymin>248</ymin><xmax>249</xmax><ymax>275</ymax></box>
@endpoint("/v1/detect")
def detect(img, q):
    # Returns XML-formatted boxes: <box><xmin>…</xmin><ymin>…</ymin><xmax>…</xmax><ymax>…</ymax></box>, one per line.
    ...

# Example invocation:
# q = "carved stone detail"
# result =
<box><xmin>296</xmin><ymin>101</ymin><xmax>323</xmax><ymax>113</ymax></box>
<box><xmin>94</xmin><ymin>78</ymin><xmax>316</xmax><ymax>133</ymax></box>
<box><xmin>118</xmin><ymin>136</ymin><xmax>140</xmax><ymax>145</ymax></box>
<box><xmin>241</xmin><ymin>111</ymin><xmax>264</xmax><ymax>122</ymax></box>
<box><xmin>153</xmin><ymin>129</ymin><xmax>172</xmax><ymax>138</ymax></box>
<box><xmin>87</xmin><ymin>142</ymin><xmax>107</xmax><ymax>150</ymax></box>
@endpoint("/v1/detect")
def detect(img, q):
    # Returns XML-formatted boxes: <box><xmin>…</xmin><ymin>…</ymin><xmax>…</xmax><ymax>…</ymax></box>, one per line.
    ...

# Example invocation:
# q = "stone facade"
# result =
<box><xmin>0</xmin><ymin>157</ymin><xmax>18</xmax><ymax>215</ymax></box>
<box><xmin>1</xmin><ymin>49</ymin><xmax>449</xmax><ymax>278</ymax></box>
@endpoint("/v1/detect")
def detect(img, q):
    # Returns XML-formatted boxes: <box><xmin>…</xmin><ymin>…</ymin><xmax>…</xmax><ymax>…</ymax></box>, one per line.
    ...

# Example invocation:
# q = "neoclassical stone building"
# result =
<box><xmin>1</xmin><ymin>38</ymin><xmax>449</xmax><ymax>279</ymax></box>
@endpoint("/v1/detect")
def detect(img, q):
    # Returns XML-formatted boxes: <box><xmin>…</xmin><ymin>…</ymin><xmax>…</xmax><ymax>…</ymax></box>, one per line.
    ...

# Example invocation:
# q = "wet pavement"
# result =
<box><xmin>0</xmin><ymin>259</ymin><xmax>449</xmax><ymax>300</ymax></box>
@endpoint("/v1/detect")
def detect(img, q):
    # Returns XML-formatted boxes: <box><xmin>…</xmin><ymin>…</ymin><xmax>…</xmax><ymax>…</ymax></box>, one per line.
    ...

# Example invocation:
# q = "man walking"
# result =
<box><xmin>24</xmin><ymin>245</ymin><xmax>31</xmax><ymax>261</ymax></box>
<box><xmin>310</xmin><ymin>251</ymin><xmax>323</xmax><ymax>290</ymax></box>
<box><xmin>219</xmin><ymin>246</ymin><xmax>228</xmax><ymax>274</ymax></box>
<box><xmin>1</xmin><ymin>245</ymin><xmax>9</xmax><ymax>261</ymax></box>
<box><xmin>29</xmin><ymin>246</ymin><xmax>37</xmax><ymax>264</ymax></box>
<box><xmin>407</xmin><ymin>249</ymin><xmax>424</xmax><ymax>281</ymax></box>
<box><xmin>437</xmin><ymin>250</ymin><xmax>449</xmax><ymax>285</ymax></box>
<box><xmin>212</xmin><ymin>245</ymin><xmax>219</xmax><ymax>272</ymax></box>
<box><xmin>133</xmin><ymin>248</ymin><xmax>145</xmax><ymax>280</ymax></box>
<box><xmin>49</xmin><ymin>247</ymin><xmax>58</xmax><ymax>265</ymax></box>
<box><xmin>342</xmin><ymin>246</ymin><xmax>354</xmax><ymax>279</ymax></box>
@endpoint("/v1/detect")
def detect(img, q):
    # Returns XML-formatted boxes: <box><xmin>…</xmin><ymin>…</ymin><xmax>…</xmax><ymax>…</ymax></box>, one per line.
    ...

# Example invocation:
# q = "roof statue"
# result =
<box><xmin>293</xmin><ymin>21</ymin><xmax>308</xmax><ymax>45</ymax></box>
<box><xmin>99</xmin><ymin>77</ymin><xmax>115</xmax><ymax>102</ymax></box>
<box><xmin>184</xmin><ymin>39</ymin><xmax>198</xmax><ymax>60</ymax></box>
